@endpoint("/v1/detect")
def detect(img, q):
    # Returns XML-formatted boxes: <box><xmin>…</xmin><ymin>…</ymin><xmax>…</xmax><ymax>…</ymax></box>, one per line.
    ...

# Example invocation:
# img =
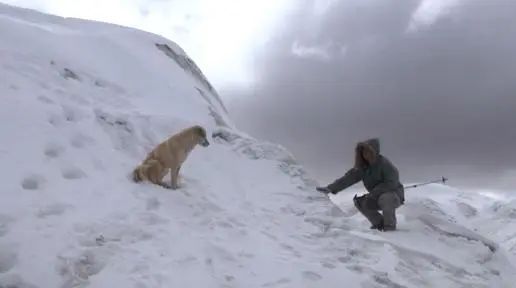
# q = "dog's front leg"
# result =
<box><xmin>170</xmin><ymin>166</ymin><xmax>180</xmax><ymax>190</ymax></box>
<box><xmin>156</xmin><ymin>167</ymin><xmax>171</xmax><ymax>189</ymax></box>
<box><xmin>159</xmin><ymin>181</ymin><xmax>172</xmax><ymax>189</ymax></box>
<box><xmin>175</xmin><ymin>165</ymin><xmax>182</xmax><ymax>183</ymax></box>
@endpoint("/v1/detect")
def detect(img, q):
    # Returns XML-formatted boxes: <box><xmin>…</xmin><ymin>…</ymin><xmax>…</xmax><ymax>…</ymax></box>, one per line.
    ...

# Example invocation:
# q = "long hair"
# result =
<box><xmin>354</xmin><ymin>142</ymin><xmax>377</xmax><ymax>169</ymax></box>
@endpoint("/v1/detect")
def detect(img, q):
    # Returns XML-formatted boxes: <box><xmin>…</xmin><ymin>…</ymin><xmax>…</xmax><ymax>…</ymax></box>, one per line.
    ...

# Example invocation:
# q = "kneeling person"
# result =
<box><xmin>317</xmin><ymin>138</ymin><xmax>404</xmax><ymax>231</ymax></box>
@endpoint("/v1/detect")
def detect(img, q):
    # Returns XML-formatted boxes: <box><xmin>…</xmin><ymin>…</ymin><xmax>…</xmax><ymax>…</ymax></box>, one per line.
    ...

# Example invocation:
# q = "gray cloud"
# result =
<box><xmin>226</xmin><ymin>0</ymin><xmax>516</xmax><ymax>190</ymax></box>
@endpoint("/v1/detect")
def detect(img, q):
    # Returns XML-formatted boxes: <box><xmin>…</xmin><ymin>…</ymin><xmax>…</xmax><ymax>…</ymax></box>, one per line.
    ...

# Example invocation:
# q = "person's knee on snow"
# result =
<box><xmin>378</xmin><ymin>192</ymin><xmax>401</xmax><ymax>231</ymax></box>
<box><xmin>354</xmin><ymin>194</ymin><xmax>384</xmax><ymax>229</ymax></box>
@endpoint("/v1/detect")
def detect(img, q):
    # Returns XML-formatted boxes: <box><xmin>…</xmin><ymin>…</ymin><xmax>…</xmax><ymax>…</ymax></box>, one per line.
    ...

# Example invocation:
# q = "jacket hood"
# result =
<box><xmin>362</xmin><ymin>138</ymin><xmax>380</xmax><ymax>154</ymax></box>
<box><xmin>354</xmin><ymin>138</ymin><xmax>380</xmax><ymax>168</ymax></box>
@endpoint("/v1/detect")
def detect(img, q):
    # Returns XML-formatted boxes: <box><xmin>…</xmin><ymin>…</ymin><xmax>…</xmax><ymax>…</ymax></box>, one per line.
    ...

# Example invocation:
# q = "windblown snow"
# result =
<box><xmin>1</xmin><ymin>3</ymin><xmax>515</xmax><ymax>288</ymax></box>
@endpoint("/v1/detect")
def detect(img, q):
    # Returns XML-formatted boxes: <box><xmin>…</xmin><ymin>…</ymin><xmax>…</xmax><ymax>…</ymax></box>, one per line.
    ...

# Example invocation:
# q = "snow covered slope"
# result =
<box><xmin>1</xmin><ymin>3</ymin><xmax>515</xmax><ymax>288</ymax></box>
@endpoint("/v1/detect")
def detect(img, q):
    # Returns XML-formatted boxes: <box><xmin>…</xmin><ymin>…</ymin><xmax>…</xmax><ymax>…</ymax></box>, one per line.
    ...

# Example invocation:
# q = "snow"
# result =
<box><xmin>1</xmin><ymin>3</ymin><xmax>515</xmax><ymax>288</ymax></box>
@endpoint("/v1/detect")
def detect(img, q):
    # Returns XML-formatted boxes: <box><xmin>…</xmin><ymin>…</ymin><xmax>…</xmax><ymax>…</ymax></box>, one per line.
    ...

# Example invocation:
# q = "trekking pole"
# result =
<box><xmin>404</xmin><ymin>176</ymin><xmax>448</xmax><ymax>190</ymax></box>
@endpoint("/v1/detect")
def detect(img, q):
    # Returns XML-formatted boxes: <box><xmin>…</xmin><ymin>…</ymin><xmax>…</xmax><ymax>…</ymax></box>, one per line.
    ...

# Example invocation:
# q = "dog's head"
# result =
<box><xmin>192</xmin><ymin>125</ymin><xmax>210</xmax><ymax>147</ymax></box>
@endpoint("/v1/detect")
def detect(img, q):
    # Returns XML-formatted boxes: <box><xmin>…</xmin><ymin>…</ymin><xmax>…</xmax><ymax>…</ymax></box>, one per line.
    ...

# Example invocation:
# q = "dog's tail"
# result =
<box><xmin>132</xmin><ymin>166</ymin><xmax>143</xmax><ymax>182</ymax></box>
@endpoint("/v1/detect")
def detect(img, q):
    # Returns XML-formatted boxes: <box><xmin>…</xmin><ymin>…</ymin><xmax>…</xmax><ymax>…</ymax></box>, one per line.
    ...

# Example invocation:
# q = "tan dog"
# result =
<box><xmin>132</xmin><ymin>125</ymin><xmax>210</xmax><ymax>189</ymax></box>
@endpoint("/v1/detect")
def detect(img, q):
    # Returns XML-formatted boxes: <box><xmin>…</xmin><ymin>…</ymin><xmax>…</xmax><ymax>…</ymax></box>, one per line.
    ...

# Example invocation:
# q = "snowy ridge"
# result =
<box><xmin>331</xmin><ymin>183</ymin><xmax>516</xmax><ymax>288</ymax></box>
<box><xmin>1</xmin><ymin>3</ymin><xmax>516</xmax><ymax>288</ymax></box>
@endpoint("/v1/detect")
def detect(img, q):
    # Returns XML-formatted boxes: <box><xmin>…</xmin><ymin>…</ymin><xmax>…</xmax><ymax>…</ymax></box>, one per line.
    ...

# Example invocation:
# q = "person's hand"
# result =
<box><xmin>316</xmin><ymin>186</ymin><xmax>332</xmax><ymax>194</ymax></box>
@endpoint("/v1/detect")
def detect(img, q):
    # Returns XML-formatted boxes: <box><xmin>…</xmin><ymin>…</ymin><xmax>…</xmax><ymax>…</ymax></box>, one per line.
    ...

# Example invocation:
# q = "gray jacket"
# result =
<box><xmin>326</xmin><ymin>138</ymin><xmax>404</xmax><ymax>202</ymax></box>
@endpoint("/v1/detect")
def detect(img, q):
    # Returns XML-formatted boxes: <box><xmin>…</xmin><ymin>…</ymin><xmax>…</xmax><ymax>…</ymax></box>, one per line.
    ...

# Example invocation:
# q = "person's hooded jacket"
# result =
<box><xmin>326</xmin><ymin>138</ymin><xmax>404</xmax><ymax>203</ymax></box>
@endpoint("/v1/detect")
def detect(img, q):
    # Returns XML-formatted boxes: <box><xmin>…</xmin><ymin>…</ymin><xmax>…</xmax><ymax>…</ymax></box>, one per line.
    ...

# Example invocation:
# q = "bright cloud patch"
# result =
<box><xmin>291</xmin><ymin>41</ymin><xmax>331</xmax><ymax>61</ymax></box>
<box><xmin>408</xmin><ymin>0</ymin><xmax>463</xmax><ymax>32</ymax></box>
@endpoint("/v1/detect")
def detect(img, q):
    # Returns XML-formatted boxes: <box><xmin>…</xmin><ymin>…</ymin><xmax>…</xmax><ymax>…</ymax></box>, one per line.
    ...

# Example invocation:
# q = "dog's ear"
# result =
<box><xmin>194</xmin><ymin>125</ymin><xmax>207</xmax><ymax>138</ymax></box>
<box><xmin>193</xmin><ymin>125</ymin><xmax>209</xmax><ymax>147</ymax></box>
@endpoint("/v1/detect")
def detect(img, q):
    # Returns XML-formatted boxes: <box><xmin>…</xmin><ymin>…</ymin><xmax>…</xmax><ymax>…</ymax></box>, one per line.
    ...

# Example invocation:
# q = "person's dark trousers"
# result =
<box><xmin>354</xmin><ymin>192</ymin><xmax>401</xmax><ymax>231</ymax></box>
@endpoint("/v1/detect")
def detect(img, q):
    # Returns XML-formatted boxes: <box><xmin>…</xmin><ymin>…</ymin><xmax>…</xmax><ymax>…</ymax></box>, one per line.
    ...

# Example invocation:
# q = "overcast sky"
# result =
<box><xmin>226</xmin><ymin>0</ymin><xmax>516</xmax><ymax>190</ymax></box>
<box><xmin>3</xmin><ymin>0</ymin><xmax>516</xmax><ymax>191</ymax></box>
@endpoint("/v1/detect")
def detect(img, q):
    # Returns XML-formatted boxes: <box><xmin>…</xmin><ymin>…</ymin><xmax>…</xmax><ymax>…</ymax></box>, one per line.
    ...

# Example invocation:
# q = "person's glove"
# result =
<box><xmin>316</xmin><ymin>186</ymin><xmax>333</xmax><ymax>194</ymax></box>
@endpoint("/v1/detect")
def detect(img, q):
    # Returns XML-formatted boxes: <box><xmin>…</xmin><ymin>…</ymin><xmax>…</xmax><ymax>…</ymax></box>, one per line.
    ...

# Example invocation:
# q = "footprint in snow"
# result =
<box><xmin>280</xmin><ymin>243</ymin><xmax>302</xmax><ymax>258</ymax></box>
<box><xmin>146</xmin><ymin>197</ymin><xmax>161</xmax><ymax>211</ymax></box>
<box><xmin>456</xmin><ymin>202</ymin><xmax>477</xmax><ymax>218</ymax></box>
<box><xmin>61</xmin><ymin>105</ymin><xmax>82</xmax><ymax>123</ymax></box>
<box><xmin>133</xmin><ymin>281</ymin><xmax>149</xmax><ymax>288</ymax></box>
<box><xmin>0</xmin><ymin>274</ymin><xmax>38</xmax><ymax>288</ymax></box>
<box><xmin>262</xmin><ymin>278</ymin><xmax>291</xmax><ymax>287</ymax></box>
<box><xmin>204</xmin><ymin>257</ymin><xmax>213</xmax><ymax>266</ymax></box>
<box><xmin>320</xmin><ymin>261</ymin><xmax>337</xmax><ymax>269</ymax></box>
<box><xmin>0</xmin><ymin>244</ymin><xmax>18</xmax><ymax>273</ymax></box>
<box><xmin>53</xmin><ymin>87</ymin><xmax>66</xmax><ymax>95</ymax></box>
<box><xmin>302</xmin><ymin>271</ymin><xmax>323</xmax><ymax>281</ymax></box>
<box><xmin>237</xmin><ymin>251</ymin><xmax>255</xmax><ymax>259</ymax></box>
<box><xmin>261</xmin><ymin>230</ymin><xmax>278</xmax><ymax>241</ymax></box>
<box><xmin>8</xmin><ymin>84</ymin><xmax>19</xmax><ymax>91</ymax></box>
<box><xmin>337</xmin><ymin>256</ymin><xmax>351</xmax><ymax>263</ymax></box>
<box><xmin>70</xmin><ymin>133</ymin><xmax>95</xmax><ymax>149</ymax></box>
<box><xmin>228</xmin><ymin>217</ymin><xmax>246</xmax><ymax>228</ymax></box>
<box><xmin>138</xmin><ymin>212</ymin><xmax>169</xmax><ymax>226</ymax></box>
<box><xmin>337</xmin><ymin>248</ymin><xmax>369</xmax><ymax>264</ymax></box>
<box><xmin>47</xmin><ymin>113</ymin><xmax>63</xmax><ymax>127</ymax></box>
<box><xmin>197</xmin><ymin>196</ymin><xmax>224</xmax><ymax>213</ymax></box>
<box><xmin>39</xmin><ymin>81</ymin><xmax>51</xmax><ymax>90</ymax></box>
<box><xmin>130</xmin><ymin>262</ymin><xmax>151</xmax><ymax>275</ymax></box>
<box><xmin>48</xmin><ymin>104</ymin><xmax>86</xmax><ymax>126</ymax></box>
<box><xmin>174</xmin><ymin>255</ymin><xmax>198</xmax><ymax>265</ymax></box>
<box><xmin>44</xmin><ymin>143</ymin><xmax>65</xmax><ymax>159</ymax></box>
<box><xmin>0</xmin><ymin>214</ymin><xmax>13</xmax><ymax>237</ymax></box>
<box><xmin>36</xmin><ymin>203</ymin><xmax>72</xmax><ymax>218</ymax></box>
<box><xmin>60</xmin><ymin>68</ymin><xmax>81</xmax><ymax>81</ymax></box>
<box><xmin>57</xmin><ymin>249</ymin><xmax>107</xmax><ymax>287</ymax></box>
<box><xmin>37</xmin><ymin>95</ymin><xmax>55</xmax><ymax>105</ymax></box>
<box><xmin>74</xmin><ymin>221</ymin><xmax>152</xmax><ymax>248</ymax></box>
<box><xmin>205</xmin><ymin>245</ymin><xmax>236</xmax><ymax>263</ymax></box>
<box><xmin>21</xmin><ymin>174</ymin><xmax>45</xmax><ymax>190</ymax></box>
<box><xmin>215</xmin><ymin>220</ymin><xmax>233</xmax><ymax>229</ymax></box>
<box><xmin>372</xmin><ymin>273</ymin><xmax>406</xmax><ymax>288</ymax></box>
<box><xmin>61</xmin><ymin>166</ymin><xmax>86</xmax><ymax>180</ymax></box>
<box><xmin>67</xmin><ymin>94</ymin><xmax>90</xmax><ymax>106</ymax></box>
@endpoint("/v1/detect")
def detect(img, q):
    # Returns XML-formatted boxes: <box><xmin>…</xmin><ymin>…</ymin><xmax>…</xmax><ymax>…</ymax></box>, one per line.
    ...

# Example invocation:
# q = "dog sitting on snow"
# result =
<box><xmin>132</xmin><ymin>125</ymin><xmax>210</xmax><ymax>189</ymax></box>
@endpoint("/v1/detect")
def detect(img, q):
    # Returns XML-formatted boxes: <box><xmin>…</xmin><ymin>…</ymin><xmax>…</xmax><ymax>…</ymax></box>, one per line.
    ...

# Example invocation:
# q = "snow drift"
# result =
<box><xmin>0</xmin><ymin>3</ymin><xmax>515</xmax><ymax>288</ymax></box>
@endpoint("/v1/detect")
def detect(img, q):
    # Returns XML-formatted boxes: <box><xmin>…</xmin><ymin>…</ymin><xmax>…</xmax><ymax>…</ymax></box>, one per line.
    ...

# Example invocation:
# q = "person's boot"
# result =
<box><xmin>382</xmin><ymin>225</ymin><xmax>396</xmax><ymax>231</ymax></box>
<box><xmin>370</xmin><ymin>220</ymin><xmax>384</xmax><ymax>231</ymax></box>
